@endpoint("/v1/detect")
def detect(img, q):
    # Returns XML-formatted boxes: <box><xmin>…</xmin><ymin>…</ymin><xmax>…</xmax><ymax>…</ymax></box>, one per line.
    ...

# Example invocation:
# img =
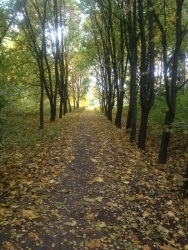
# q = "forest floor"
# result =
<box><xmin>0</xmin><ymin>109</ymin><xmax>188</xmax><ymax>250</ymax></box>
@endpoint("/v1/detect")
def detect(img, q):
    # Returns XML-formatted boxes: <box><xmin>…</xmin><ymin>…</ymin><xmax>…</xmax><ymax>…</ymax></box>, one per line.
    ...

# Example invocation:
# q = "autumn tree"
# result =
<box><xmin>0</xmin><ymin>0</ymin><xmax>25</xmax><ymax>45</ymax></box>
<box><xmin>83</xmin><ymin>0</ymin><xmax>117</xmax><ymax>121</ymax></box>
<box><xmin>137</xmin><ymin>0</ymin><xmax>155</xmax><ymax>149</ymax></box>
<box><xmin>148</xmin><ymin>0</ymin><xmax>187</xmax><ymax>163</ymax></box>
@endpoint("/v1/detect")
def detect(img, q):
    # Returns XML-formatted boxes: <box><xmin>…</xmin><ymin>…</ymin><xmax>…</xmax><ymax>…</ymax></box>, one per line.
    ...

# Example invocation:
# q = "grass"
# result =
<box><xmin>0</xmin><ymin>109</ymin><xmax>78</xmax><ymax>169</ymax></box>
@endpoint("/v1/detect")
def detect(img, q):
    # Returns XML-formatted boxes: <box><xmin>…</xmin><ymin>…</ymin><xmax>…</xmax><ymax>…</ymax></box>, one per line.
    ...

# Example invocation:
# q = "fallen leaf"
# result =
<box><xmin>85</xmin><ymin>238</ymin><xmax>102</xmax><ymax>248</ymax></box>
<box><xmin>51</xmin><ymin>210</ymin><xmax>59</xmax><ymax>216</ymax></box>
<box><xmin>178</xmin><ymin>229</ymin><xmax>186</xmax><ymax>237</ymax></box>
<box><xmin>83</xmin><ymin>197</ymin><xmax>95</xmax><ymax>202</ymax></box>
<box><xmin>96</xmin><ymin>221</ymin><xmax>106</xmax><ymax>231</ymax></box>
<box><xmin>28</xmin><ymin>232</ymin><xmax>39</xmax><ymax>239</ymax></box>
<box><xmin>158</xmin><ymin>225</ymin><xmax>169</xmax><ymax>235</ymax></box>
<box><xmin>90</xmin><ymin>158</ymin><xmax>98</xmax><ymax>163</ymax></box>
<box><xmin>22</xmin><ymin>209</ymin><xmax>40</xmax><ymax>220</ymax></box>
<box><xmin>142</xmin><ymin>246</ymin><xmax>152</xmax><ymax>250</ymax></box>
<box><xmin>95</xmin><ymin>196</ymin><xmax>103</xmax><ymax>202</ymax></box>
<box><xmin>93</xmin><ymin>177</ymin><xmax>104</xmax><ymax>182</ymax></box>
<box><xmin>159</xmin><ymin>244</ymin><xmax>178</xmax><ymax>250</ymax></box>
<box><xmin>143</xmin><ymin>211</ymin><xmax>150</xmax><ymax>218</ymax></box>
<box><xmin>106</xmin><ymin>201</ymin><xmax>118</xmax><ymax>207</ymax></box>
<box><xmin>65</xmin><ymin>220</ymin><xmax>77</xmax><ymax>226</ymax></box>
<box><xmin>125</xmin><ymin>195</ymin><xmax>136</xmax><ymax>201</ymax></box>
<box><xmin>167</xmin><ymin>211</ymin><xmax>175</xmax><ymax>218</ymax></box>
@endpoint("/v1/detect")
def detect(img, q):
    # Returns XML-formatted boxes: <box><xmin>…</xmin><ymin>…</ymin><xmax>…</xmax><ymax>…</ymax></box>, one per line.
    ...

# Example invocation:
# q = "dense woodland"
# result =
<box><xmin>0</xmin><ymin>0</ymin><xmax>188</xmax><ymax>166</ymax></box>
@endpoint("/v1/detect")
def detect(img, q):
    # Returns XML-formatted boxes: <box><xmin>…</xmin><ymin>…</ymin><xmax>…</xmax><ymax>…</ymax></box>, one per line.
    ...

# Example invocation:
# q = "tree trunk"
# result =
<box><xmin>68</xmin><ymin>96</ymin><xmax>72</xmax><ymax>113</ymax></box>
<box><xmin>107</xmin><ymin>100</ymin><xmax>113</xmax><ymax>122</ymax></box>
<box><xmin>126</xmin><ymin>76</ymin><xmax>137</xmax><ymax>142</ymax></box>
<box><xmin>39</xmin><ymin>78</ymin><xmax>44</xmax><ymax>129</ymax></box>
<box><xmin>130</xmin><ymin>99</ymin><xmax>137</xmax><ymax>142</ymax></box>
<box><xmin>137</xmin><ymin>0</ymin><xmax>155</xmax><ymax>149</ymax></box>
<box><xmin>126</xmin><ymin>0</ymin><xmax>137</xmax><ymax>142</ymax></box>
<box><xmin>158</xmin><ymin>130</ymin><xmax>170</xmax><ymax>164</ymax></box>
<box><xmin>63</xmin><ymin>97</ymin><xmax>67</xmax><ymax>115</ymax></box>
<box><xmin>73</xmin><ymin>98</ymin><xmax>76</xmax><ymax>110</ymax></box>
<box><xmin>115</xmin><ymin>90</ymin><xmax>124</xmax><ymax>128</ymax></box>
<box><xmin>158</xmin><ymin>110</ymin><xmax>175</xmax><ymax>163</ymax></box>
<box><xmin>50</xmin><ymin>99</ymin><xmax>56</xmax><ymax>122</ymax></box>
<box><xmin>59</xmin><ymin>97</ymin><xmax>63</xmax><ymax>118</ymax></box>
<box><xmin>115</xmin><ymin>7</ymin><xmax>126</xmax><ymax>128</ymax></box>
<box><xmin>138</xmin><ymin>111</ymin><xmax>149</xmax><ymax>149</ymax></box>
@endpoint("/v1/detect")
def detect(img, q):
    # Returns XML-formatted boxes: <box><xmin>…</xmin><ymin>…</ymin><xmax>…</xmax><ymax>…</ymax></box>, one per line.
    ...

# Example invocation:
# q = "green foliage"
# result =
<box><xmin>149</xmin><ymin>94</ymin><xmax>167</xmax><ymax>128</ymax></box>
<box><xmin>1</xmin><ymin>112</ymin><xmax>63</xmax><ymax>149</ymax></box>
<box><xmin>174</xmin><ymin>91</ymin><xmax>188</xmax><ymax>131</ymax></box>
<box><xmin>0</xmin><ymin>94</ymin><xmax>7</xmax><ymax>112</ymax></box>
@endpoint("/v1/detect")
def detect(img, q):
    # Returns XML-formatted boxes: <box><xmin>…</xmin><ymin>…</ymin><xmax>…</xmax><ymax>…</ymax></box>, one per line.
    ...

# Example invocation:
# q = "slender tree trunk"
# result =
<box><xmin>50</xmin><ymin>98</ymin><xmax>56</xmax><ymax>121</ymax></box>
<box><xmin>68</xmin><ymin>96</ymin><xmax>72</xmax><ymax>112</ymax></box>
<box><xmin>39</xmin><ymin>76</ymin><xmax>44</xmax><ymax>129</ymax></box>
<box><xmin>138</xmin><ymin>111</ymin><xmax>149</xmax><ymax>149</ymax></box>
<box><xmin>115</xmin><ymin>90</ymin><xmax>124</xmax><ymax>128</ymax></box>
<box><xmin>115</xmin><ymin>8</ymin><xmax>126</xmax><ymax>128</ymax></box>
<box><xmin>158</xmin><ymin>0</ymin><xmax>184</xmax><ymax>163</ymax></box>
<box><xmin>137</xmin><ymin>0</ymin><xmax>155</xmax><ymax>149</ymax></box>
<box><xmin>158</xmin><ymin>110</ymin><xmax>175</xmax><ymax>163</ymax></box>
<box><xmin>126</xmin><ymin>64</ymin><xmax>137</xmax><ymax>141</ymax></box>
<box><xmin>106</xmin><ymin>52</ymin><xmax>113</xmax><ymax>122</ymax></box>
<box><xmin>63</xmin><ymin>61</ymin><xmax>68</xmax><ymax>115</ymax></box>
<box><xmin>126</xmin><ymin>0</ymin><xmax>137</xmax><ymax>142</ymax></box>
<box><xmin>73</xmin><ymin>98</ymin><xmax>76</xmax><ymax>110</ymax></box>
<box><xmin>59</xmin><ymin>97</ymin><xmax>63</xmax><ymax>118</ymax></box>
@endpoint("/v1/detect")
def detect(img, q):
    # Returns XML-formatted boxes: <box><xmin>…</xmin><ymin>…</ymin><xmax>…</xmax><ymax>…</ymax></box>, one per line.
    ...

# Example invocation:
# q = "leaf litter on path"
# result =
<box><xmin>0</xmin><ymin>110</ymin><xmax>187</xmax><ymax>249</ymax></box>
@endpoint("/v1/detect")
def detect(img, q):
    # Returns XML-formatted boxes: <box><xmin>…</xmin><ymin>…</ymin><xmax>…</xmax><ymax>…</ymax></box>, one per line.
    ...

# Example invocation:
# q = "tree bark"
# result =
<box><xmin>126</xmin><ymin>0</ymin><xmax>137</xmax><ymax>142</ymax></box>
<box><xmin>138</xmin><ymin>111</ymin><xmax>149</xmax><ymax>149</ymax></box>
<box><xmin>137</xmin><ymin>0</ymin><xmax>155</xmax><ymax>149</ymax></box>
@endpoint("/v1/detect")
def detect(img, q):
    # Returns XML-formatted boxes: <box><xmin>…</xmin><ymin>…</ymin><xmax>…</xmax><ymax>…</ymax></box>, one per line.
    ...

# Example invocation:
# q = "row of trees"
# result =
<box><xmin>80</xmin><ymin>0</ymin><xmax>188</xmax><ymax>163</ymax></box>
<box><xmin>0</xmin><ymin>0</ymin><xmax>187</xmax><ymax>164</ymax></box>
<box><xmin>0</xmin><ymin>0</ymin><xmax>90</xmax><ymax>129</ymax></box>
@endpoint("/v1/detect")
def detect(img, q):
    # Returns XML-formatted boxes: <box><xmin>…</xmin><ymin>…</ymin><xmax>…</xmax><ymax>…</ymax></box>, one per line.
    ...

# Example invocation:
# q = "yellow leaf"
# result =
<box><xmin>178</xmin><ymin>229</ymin><xmax>186</xmax><ymax>237</ymax></box>
<box><xmin>166</xmin><ymin>200</ymin><xmax>173</xmax><ymax>205</ymax></box>
<box><xmin>22</xmin><ymin>209</ymin><xmax>39</xmax><ymax>220</ymax></box>
<box><xmin>85</xmin><ymin>238</ymin><xmax>102</xmax><ymax>248</ymax></box>
<box><xmin>85</xmin><ymin>213</ymin><xmax>95</xmax><ymax>220</ymax></box>
<box><xmin>159</xmin><ymin>244</ymin><xmax>178</xmax><ymax>250</ymax></box>
<box><xmin>157</xmin><ymin>225</ymin><xmax>169</xmax><ymax>234</ymax></box>
<box><xmin>142</xmin><ymin>246</ymin><xmax>152</xmax><ymax>250</ymax></box>
<box><xmin>0</xmin><ymin>208</ymin><xmax>5</xmax><ymax>216</ymax></box>
<box><xmin>93</xmin><ymin>177</ymin><xmax>104</xmax><ymax>182</ymax></box>
<box><xmin>65</xmin><ymin>220</ymin><xmax>77</xmax><ymax>226</ymax></box>
<box><xmin>125</xmin><ymin>195</ymin><xmax>136</xmax><ymax>201</ymax></box>
<box><xmin>83</xmin><ymin>197</ymin><xmax>95</xmax><ymax>202</ymax></box>
<box><xmin>91</xmin><ymin>158</ymin><xmax>98</xmax><ymax>163</ymax></box>
<box><xmin>106</xmin><ymin>202</ymin><xmax>118</xmax><ymax>207</ymax></box>
<box><xmin>1</xmin><ymin>241</ymin><xmax>14</xmax><ymax>250</ymax></box>
<box><xmin>184</xmin><ymin>206</ymin><xmax>188</xmax><ymax>214</ymax></box>
<box><xmin>142</xmin><ymin>211</ymin><xmax>150</xmax><ymax>218</ymax></box>
<box><xmin>95</xmin><ymin>196</ymin><xmax>103</xmax><ymax>202</ymax></box>
<box><xmin>96</xmin><ymin>221</ymin><xmax>106</xmax><ymax>231</ymax></box>
<box><xmin>51</xmin><ymin>210</ymin><xmax>59</xmax><ymax>216</ymax></box>
<box><xmin>28</xmin><ymin>232</ymin><xmax>39</xmax><ymax>239</ymax></box>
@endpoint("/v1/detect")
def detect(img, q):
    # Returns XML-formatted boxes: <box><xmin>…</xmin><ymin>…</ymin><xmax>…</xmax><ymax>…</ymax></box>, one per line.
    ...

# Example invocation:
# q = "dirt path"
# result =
<box><xmin>0</xmin><ymin>110</ymin><xmax>187</xmax><ymax>250</ymax></box>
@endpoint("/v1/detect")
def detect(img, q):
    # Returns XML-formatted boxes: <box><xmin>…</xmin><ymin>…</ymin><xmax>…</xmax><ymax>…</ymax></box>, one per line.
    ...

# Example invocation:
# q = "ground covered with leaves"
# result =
<box><xmin>0</xmin><ymin>110</ymin><xmax>187</xmax><ymax>250</ymax></box>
